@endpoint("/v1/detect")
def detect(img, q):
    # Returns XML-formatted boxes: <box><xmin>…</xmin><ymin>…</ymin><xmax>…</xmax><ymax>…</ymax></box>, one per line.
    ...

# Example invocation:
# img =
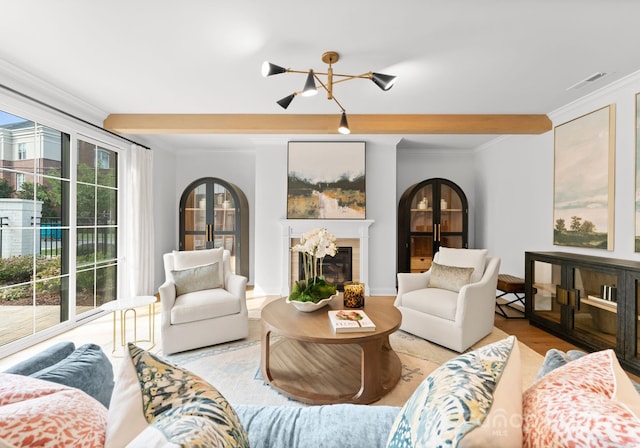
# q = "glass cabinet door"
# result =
<box><xmin>179</xmin><ymin>177</ymin><xmax>249</xmax><ymax>276</ymax></box>
<box><xmin>572</xmin><ymin>266</ymin><xmax>618</xmax><ymax>350</ymax></box>
<box><xmin>439</xmin><ymin>183</ymin><xmax>465</xmax><ymax>249</ymax></box>
<box><xmin>409</xmin><ymin>184</ymin><xmax>434</xmax><ymax>272</ymax></box>
<box><xmin>530</xmin><ymin>260</ymin><xmax>562</xmax><ymax>325</ymax></box>
<box><xmin>183</xmin><ymin>183</ymin><xmax>208</xmax><ymax>250</ymax></box>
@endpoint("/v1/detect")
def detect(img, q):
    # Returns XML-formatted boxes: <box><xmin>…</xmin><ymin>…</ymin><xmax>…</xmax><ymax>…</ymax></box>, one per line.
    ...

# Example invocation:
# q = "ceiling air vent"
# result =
<box><xmin>566</xmin><ymin>72</ymin><xmax>609</xmax><ymax>91</ymax></box>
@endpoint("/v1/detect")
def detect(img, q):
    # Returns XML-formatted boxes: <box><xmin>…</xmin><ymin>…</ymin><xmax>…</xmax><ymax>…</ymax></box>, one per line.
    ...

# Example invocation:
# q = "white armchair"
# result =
<box><xmin>394</xmin><ymin>248</ymin><xmax>500</xmax><ymax>352</ymax></box>
<box><xmin>158</xmin><ymin>248</ymin><xmax>248</xmax><ymax>355</ymax></box>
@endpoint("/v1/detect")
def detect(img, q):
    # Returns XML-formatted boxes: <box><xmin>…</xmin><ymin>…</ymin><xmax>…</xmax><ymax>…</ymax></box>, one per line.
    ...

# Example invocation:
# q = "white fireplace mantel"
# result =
<box><xmin>280</xmin><ymin>219</ymin><xmax>375</xmax><ymax>296</ymax></box>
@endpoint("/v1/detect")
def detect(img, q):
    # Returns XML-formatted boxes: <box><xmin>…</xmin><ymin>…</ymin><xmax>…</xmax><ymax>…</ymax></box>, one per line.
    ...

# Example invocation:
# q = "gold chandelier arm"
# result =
<box><xmin>286</xmin><ymin>68</ymin><xmax>331</xmax><ymax>76</ymax></box>
<box><xmin>308</xmin><ymin>72</ymin><xmax>345</xmax><ymax>112</ymax></box>
<box><xmin>330</xmin><ymin>72</ymin><xmax>373</xmax><ymax>85</ymax></box>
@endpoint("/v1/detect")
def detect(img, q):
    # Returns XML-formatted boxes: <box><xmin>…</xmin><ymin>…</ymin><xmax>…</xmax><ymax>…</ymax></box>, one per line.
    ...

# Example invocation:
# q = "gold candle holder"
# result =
<box><xmin>343</xmin><ymin>282</ymin><xmax>365</xmax><ymax>308</ymax></box>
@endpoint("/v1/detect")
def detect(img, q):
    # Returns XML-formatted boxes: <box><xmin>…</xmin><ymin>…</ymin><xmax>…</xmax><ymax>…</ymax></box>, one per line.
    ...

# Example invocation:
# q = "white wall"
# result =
<box><xmin>475</xmin><ymin>71</ymin><xmax>640</xmax><ymax>277</ymax></box>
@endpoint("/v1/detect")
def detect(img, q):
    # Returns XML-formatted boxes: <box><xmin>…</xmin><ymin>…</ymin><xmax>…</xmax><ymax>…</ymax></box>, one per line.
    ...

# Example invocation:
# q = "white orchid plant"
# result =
<box><xmin>289</xmin><ymin>228</ymin><xmax>338</xmax><ymax>303</ymax></box>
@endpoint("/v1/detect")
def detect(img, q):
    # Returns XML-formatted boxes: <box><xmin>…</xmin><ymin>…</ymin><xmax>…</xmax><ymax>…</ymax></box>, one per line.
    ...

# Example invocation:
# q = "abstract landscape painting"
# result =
<box><xmin>553</xmin><ymin>105</ymin><xmax>615</xmax><ymax>250</ymax></box>
<box><xmin>287</xmin><ymin>141</ymin><xmax>365</xmax><ymax>219</ymax></box>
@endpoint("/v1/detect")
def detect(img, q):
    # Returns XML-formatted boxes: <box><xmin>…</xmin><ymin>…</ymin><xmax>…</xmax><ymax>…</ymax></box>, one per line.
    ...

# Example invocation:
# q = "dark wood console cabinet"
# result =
<box><xmin>525</xmin><ymin>251</ymin><xmax>640</xmax><ymax>375</ymax></box>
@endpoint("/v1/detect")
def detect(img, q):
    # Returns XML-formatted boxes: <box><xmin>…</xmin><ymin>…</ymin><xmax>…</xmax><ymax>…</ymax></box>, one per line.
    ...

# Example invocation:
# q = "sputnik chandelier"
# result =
<box><xmin>261</xmin><ymin>51</ymin><xmax>397</xmax><ymax>134</ymax></box>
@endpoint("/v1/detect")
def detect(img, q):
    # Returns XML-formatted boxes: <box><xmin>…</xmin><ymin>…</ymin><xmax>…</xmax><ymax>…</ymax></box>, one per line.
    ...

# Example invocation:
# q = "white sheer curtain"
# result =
<box><xmin>125</xmin><ymin>144</ymin><xmax>154</xmax><ymax>296</ymax></box>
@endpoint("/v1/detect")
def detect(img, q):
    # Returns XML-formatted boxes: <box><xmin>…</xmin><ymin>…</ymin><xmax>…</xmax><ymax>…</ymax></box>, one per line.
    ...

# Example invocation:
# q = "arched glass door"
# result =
<box><xmin>179</xmin><ymin>177</ymin><xmax>248</xmax><ymax>276</ymax></box>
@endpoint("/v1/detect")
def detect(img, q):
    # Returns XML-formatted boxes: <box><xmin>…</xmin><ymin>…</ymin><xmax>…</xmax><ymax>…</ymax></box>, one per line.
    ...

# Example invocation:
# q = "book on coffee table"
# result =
<box><xmin>328</xmin><ymin>310</ymin><xmax>376</xmax><ymax>333</ymax></box>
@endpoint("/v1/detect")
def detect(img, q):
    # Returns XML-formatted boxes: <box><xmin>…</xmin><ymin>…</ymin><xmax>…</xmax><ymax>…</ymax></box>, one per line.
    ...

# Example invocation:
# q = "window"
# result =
<box><xmin>76</xmin><ymin>140</ymin><xmax>118</xmax><ymax>314</ymax></box>
<box><xmin>15</xmin><ymin>173</ymin><xmax>25</xmax><ymax>191</ymax></box>
<box><xmin>0</xmin><ymin>111</ymin><xmax>70</xmax><ymax>345</ymax></box>
<box><xmin>17</xmin><ymin>143</ymin><xmax>26</xmax><ymax>160</ymax></box>
<box><xmin>0</xmin><ymin>107</ymin><xmax>122</xmax><ymax>354</ymax></box>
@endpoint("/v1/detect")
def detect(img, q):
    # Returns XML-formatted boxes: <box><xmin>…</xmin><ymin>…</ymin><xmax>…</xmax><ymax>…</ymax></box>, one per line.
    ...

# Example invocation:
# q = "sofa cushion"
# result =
<box><xmin>173</xmin><ymin>247</ymin><xmax>224</xmax><ymax>285</ymax></box>
<box><xmin>0</xmin><ymin>373</ymin><xmax>107</xmax><ymax>447</ymax></box>
<box><xmin>172</xmin><ymin>261</ymin><xmax>222</xmax><ymax>296</ymax></box>
<box><xmin>3</xmin><ymin>341</ymin><xmax>75</xmax><ymax>376</ymax></box>
<box><xmin>427</xmin><ymin>261</ymin><xmax>474</xmax><ymax>292</ymax></box>
<box><xmin>106</xmin><ymin>343</ymin><xmax>249</xmax><ymax>448</ymax></box>
<box><xmin>235</xmin><ymin>404</ymin><xmax>400</xmax><ymax>448</ymax></box>
<box><xmin>28</xmin><ymin>343</ymin><xmax>114</xmax><ymax>408</ymax></box>
<box><xmin>387</xmin><ymin>335</ymin><xmax>522</xmax><ymax>448</ymax></box>
<box><xmin>402</xmin><ymin>287</ymin><xmax>458</xmax><ymax>321</ymax></box>
<box><xmin>523</xmin><ymin>349</ymin><xmax>640</xmax><ymax>447</ymax></box>
<box><xmin>436</xmin><ymin>247</ymin><xmax>488</xmax><ymax>283</ymax></box>
<box><xmin>171</xmin><ymin>289</ymin><xmax>242</xmax><ymax>324</ymax></box>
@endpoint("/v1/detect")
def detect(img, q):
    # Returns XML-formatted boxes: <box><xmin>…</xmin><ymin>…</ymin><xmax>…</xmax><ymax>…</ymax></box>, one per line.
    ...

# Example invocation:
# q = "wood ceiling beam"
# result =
<box><xmin>103</xmin><ymin>113</ymin><xmax>551</xmax><ymax>135</ymax></box>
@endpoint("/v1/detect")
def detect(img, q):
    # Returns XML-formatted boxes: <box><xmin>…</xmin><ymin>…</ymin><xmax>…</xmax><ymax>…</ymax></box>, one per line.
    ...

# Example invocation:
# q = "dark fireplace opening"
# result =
<box><xmin>299</xmin><ymin>247</ymin><xmax>352</xmax><ymax>291</ymax></box>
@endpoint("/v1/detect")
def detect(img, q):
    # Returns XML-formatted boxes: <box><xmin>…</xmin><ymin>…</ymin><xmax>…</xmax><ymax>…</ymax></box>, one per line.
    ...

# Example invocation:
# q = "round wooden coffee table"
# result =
<box><xmin>260</xmin><ymin>296</ymin><xmax>402</xmax><ymax>405</ymax></box>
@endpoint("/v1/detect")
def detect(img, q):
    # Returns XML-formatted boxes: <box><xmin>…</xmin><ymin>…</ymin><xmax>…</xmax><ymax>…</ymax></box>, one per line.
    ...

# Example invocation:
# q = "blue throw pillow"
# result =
<box><xmin>3</xmin><ymin>341</ymin><xmax>76</xmax><ymax>376</ymax></box>
<box><xmin>31</xmin><ymin>343</ymin><xmax>114</xmax><ymax>408</ymax></box>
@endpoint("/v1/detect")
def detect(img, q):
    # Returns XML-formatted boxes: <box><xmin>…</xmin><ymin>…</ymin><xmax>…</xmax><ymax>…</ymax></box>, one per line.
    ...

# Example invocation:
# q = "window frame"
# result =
<box><xmin>0</xmin><ymin>89</ymin><xmax>130</xmax><ymax>357</ymax></box>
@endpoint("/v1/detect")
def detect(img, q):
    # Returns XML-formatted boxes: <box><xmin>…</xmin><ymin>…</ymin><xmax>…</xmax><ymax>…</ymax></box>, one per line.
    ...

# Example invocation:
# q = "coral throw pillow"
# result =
<box><xmin>523</xmin><ymin>349</ymin><xmax>640</xmax><ymax>447</ymax></box>
<box><xmin>0</xmin><ymin>373</ymin><xmax>107</xmax><ymax>447</ymax></box>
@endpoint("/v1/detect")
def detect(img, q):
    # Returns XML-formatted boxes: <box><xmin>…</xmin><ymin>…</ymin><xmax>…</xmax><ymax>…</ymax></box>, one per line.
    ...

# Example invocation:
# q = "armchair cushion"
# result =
<box><xmin>402</xmin><ymin>288</ymin><xmax>458</xmax><ymax>321</ymax></box>
<box><xmin>171</xmin><ymin>261</ymin><xmax>222</xmax><ymax>296</ymax></box>
<box><xmin>172</xmin><ymin>247</ymin><xmax>224</xmax><ymax>286</ymax></box>
<box><xmin>171</xmin><ymin>289</ymin><xmax>242</xmax><ymax>325</ymax></box>
<box><xmin>427</xmin><ymin>261</ymin><xmax>473</xmax><ymax>292</ymax></box>
<box><xmin>437</xmin><ymin>247</ymin><xmax>488</xmax><ymax>283</ymax></box>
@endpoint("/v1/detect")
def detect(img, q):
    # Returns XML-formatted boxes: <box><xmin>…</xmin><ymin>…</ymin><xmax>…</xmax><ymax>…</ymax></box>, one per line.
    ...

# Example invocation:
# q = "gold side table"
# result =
<box><xmin>100</xmin><ymin>296</ymin><xmax>156</xmax><ymax>356</ymax></box>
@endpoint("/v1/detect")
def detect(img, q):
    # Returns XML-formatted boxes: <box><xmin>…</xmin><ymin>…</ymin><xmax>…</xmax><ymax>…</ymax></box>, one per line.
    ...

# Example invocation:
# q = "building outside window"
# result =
<box><xmin>17</xmin><ymin>143</ymin><xmax>26</xmax><ymax>160</ymax></box>
<box><xmin>15</xmin><ymin>173</ymin><xmax>25</xmax><ymax>191</ymax></box>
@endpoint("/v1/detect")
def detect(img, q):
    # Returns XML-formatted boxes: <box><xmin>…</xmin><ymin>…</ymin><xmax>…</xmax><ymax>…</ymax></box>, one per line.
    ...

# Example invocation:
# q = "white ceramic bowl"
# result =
<box><xmin>286</xmin><ymin>294</ymin><xmax>337</xmax><ymax>312</ymax></box>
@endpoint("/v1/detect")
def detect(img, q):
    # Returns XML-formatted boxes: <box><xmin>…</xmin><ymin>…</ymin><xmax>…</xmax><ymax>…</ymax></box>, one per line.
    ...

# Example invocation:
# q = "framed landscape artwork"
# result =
<box><xmin>287</xmin><ymin>141</ymin><xmax>366</xmax><ymax>219</ymax></box>
<box><xmin>553</xmin><ymin>105</ymin><xmax>615</xmax><ymax>250</ymax></box>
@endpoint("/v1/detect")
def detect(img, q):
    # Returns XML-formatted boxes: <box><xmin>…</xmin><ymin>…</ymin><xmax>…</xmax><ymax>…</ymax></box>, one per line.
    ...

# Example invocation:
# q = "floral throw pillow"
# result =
<box><xmin>386</xmin><ymin>336</ymin><xmax>522</xmax><ymax>448</ymax></box>
<box><xmin>106</xmin><ymin>343</ymin><xmax>249</xmax><ymax>448</ymax></box>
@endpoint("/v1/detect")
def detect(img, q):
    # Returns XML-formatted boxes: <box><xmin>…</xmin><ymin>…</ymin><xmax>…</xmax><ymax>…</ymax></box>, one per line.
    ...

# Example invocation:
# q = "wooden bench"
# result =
<box><xmin>496</xmin><ymin>274</ymin><xmax>525</xmax><ymax>319</ymax></box>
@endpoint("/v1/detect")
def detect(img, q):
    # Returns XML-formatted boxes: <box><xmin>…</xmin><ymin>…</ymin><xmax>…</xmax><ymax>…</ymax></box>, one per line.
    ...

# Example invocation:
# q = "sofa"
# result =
<box><xmin>2</xmin><ymin>338</ymin><xmax>640</xmax><ymax>447</ymax></box>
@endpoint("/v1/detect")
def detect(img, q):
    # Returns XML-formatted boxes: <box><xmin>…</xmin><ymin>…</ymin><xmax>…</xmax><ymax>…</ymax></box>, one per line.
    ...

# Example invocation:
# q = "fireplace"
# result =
<box><xmin>299</xmin><ymin>247</ymin><xmax>352</xmax><ymax>291</ymax></box>
<box><xmin>280</xmin><ymin>219</ymin><xmax>374</xmax><ymax>296</ymax></box>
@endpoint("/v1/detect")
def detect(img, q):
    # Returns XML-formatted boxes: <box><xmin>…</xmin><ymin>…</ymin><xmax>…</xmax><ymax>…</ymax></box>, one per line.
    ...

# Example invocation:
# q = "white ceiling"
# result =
<box><xmin>2</xmin><ymin>0</ymin><xmax>640</xmax><ymax>151</ymax></box>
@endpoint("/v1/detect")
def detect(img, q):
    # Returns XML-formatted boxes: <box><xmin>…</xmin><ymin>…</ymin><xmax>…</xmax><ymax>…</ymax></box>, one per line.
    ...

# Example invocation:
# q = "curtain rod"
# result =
<box><xmin>0</xmin><ymin>83</ymin><xmax>151</xmax><ymax>150</ymax></box>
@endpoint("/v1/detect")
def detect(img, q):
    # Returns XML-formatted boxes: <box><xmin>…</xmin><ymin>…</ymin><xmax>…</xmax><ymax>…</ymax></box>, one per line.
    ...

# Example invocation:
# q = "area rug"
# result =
<box><xmin>164</xmin><ymin>319</ymin><xmax>544</xmax><ymax>407</ymax></box>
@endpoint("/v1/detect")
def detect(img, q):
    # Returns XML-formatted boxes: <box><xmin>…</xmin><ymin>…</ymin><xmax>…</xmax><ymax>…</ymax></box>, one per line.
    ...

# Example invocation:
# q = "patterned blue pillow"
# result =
<box><xmin>386</xmin><ymin>336</ymin><xmax>522</xmax><ymax>448</ymax></box>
